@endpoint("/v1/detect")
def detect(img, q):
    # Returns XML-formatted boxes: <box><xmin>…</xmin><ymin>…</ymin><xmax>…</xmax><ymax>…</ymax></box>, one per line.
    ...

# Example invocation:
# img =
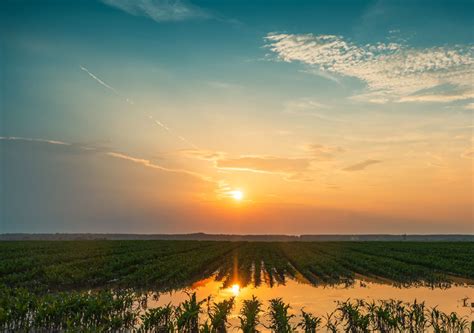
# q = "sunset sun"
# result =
<box><xmin>230</xmin><ymin>190</ymin><xmax>244</xmax><ymax>201</ymax></box>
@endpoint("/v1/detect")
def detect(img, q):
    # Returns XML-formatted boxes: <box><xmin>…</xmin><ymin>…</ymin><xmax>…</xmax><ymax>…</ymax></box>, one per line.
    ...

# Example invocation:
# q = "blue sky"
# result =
<box><xmin>1</xmin><ymin>0</ymin><xmax>473</xmax><ymax>234</ymax></box>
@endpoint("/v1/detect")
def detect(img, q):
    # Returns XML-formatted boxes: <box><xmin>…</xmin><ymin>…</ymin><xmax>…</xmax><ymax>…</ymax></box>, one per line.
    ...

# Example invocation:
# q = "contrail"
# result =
<box><xmin>80</xmin><ymin>65</ymin><xmax>197</xmax><ymax>149</ymax></box>
<box><xmin>150</xmin><ymin>117</ymin><xmax>197</xmax><ymax>149</ymax></box>
<box><xmin>80</xmin><ymin>66</ymin><xmax>120</xmax><ymax>97</ymax></box>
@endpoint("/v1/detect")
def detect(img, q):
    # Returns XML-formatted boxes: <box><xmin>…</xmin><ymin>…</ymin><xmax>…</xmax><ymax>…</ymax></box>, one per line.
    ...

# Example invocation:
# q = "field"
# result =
<box><xmin>1</xmin><ymin>241</ymin><xmax>473</xmax><ymax>293</ymax></box>
<box><xmin>1</xmin><ymin>241</ymin><xmax>473</xmax><ymax>331</ymax></box>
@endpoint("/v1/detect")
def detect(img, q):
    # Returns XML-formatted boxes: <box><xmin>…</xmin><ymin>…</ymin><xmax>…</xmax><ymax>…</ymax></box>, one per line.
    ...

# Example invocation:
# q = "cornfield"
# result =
<box><xmin>0</xmin><ymin>288</ymin><xmax>472</xmax><ymax>332</ymax></box>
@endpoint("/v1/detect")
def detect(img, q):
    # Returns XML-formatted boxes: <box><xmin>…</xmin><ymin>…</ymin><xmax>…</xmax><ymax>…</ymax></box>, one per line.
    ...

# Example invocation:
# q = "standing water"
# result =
<box><xmin>148</xmin><ymin>275</ymin><xmax>474</xmax><ymax>331</ymax></box>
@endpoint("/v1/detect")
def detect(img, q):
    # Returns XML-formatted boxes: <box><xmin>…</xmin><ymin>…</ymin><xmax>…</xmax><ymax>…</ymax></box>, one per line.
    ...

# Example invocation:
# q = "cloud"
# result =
<box><xmin>300</xmin><ymin>68</ymin><xmax>342</xmax><ymax>85</ymax></box>
<box><xmin>178</xmin><ymin>149</ymin><xmax>225</xmax><ymax>161</ymax></box>
<box><xmin>343</xmin><ymin>159</ymin><xmax>381</xmax><ymax>171</ymax></box>
<box><xmin>283</xmin><ymin>173</ymin><xmax>315</xmax><ymax>182</ymax></box>
<box><xmin>206</xmin><ymin>81</ymin><xmax>243</xmax><ymax>90</ymax></box>
<box><xmin>265</xmin><ymin>33</ymin><xmax>473</xmax><ymax>104</ymax></box>
<box><xmin>0</xmin><ymin>137</ymin><xmax>209</xmax><ymax>182</ymax></box>
<box><xmin>464</xmin><ymin>103</ymin><xmax>474</xmax><ymax>110</ymax></box>
<box><xmin>216</xmin><ymin>156</ymin><xmax>312</xmax><ymax>174</ymax></box>
<box><xmin>461</xmin><ymin>149</ymin><xmax>474</xmax><ymax>159</ymax></box>
<box><xmin>2</xmin><ymin>137</ymin><xmax>220</xmax><ymax>233</ymax></box>
<box><xmin>80</xmin><ymin>66</ymin><xmax>121</xmax><ymax>97</ymax></box>
<box><xmin>101</xmin><ymin>0</ymin><xmax>210</xmax><ymax>22</ymax></box>
<box><xmin>343</xmin><ymin>134</ymin><xmax>428</xmax><ymax>145</ymax></box>
<box><xmin>284</xmin><ymin>98</ymin><xmax>329</xmax><ymax>112</ymax></box>
<box><xmin>284</xmin><ymin>98</ymin><xmax>345</xmax><ymax>122</ymax></box>
<box><xmin>106</xmin><ymin>152</ymin><xmax>209</xmax><ymax>180</ymax></box>
<box><xmin>180</xmin><ymin>147</ymin><xmax>341</xmax><ymax>182</ymax></box>
<box><xmin>398</xmin><ymin>90</ymin><xmax>474</xmax><ymax>103</ymax></box>
<box><xmin>81</xmin><ymin>65</ymin><xmax>197</xmax><ymax>149</ymax></box>
<box><xmin>0</xmin><ymin>136</ymin><xmax>69</xmax><ymax>146</ymax></box>
<box><xmin>304</xmin><ymin>143</ymin><xmax>345</xmax><ymax>160</ymax></box>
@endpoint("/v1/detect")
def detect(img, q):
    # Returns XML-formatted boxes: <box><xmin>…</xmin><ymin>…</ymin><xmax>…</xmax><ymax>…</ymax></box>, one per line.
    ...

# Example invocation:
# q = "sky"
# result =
<box><xmin>0</xmin><ymin>0</ymin><xmax>473</xmax><ymax>234</ymax></box>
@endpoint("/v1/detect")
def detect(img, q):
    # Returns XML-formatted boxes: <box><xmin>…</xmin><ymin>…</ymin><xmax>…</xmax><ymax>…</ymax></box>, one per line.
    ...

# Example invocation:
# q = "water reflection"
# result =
<box><xmin>211</xmin><ymin>255</ymin><xmax>470</xmax><ymax>291</ymax></box>
<box><xmin>149</xmin><ymin>275</ymin><xmax>473</xmax><ymax>331</ymax></box>
<box><xmin>231</xmin><ymin>284</ymin><xmax>240</xmax><ymax>296</ymax></box>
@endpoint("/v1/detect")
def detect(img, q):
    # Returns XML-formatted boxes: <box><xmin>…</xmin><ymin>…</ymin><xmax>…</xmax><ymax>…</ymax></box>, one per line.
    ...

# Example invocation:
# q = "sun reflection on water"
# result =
<box><xmin>149</xmin><ymin>275</ymin><xmax>474</xmax><ymax>325</ymax></box>
<box><xmin>230</xmin><ymin>283</ymin><xmax>240</xmax><ymax>296</ymax></box>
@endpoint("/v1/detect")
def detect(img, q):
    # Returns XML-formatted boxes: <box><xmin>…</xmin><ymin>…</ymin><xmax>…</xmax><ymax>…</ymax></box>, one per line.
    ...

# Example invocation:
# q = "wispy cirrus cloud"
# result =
<box><xmin>178</xmin><ymin>149</ymin><xmax>317</xmax><ymax>182</ymax></box>
<box><xmin>398</xmin><ymin>90</ymin><xmax>474</xmax><ymax>103</ymax></box>
<box><xmin>461</xmin><ymin>149</ymin><xmax>474</xmax><ymax>159</ymax></box>
<box><xmin>343</xmin><ymin>159</ymin><xmax>381</xmax><ymax>171</ymax></box>
<box><xmin>177</xmin><ymin>148</ymin><xmax>225</xmax><ymax>161</ymax></box>
<box><xmin>265</xmin><ymin>33</ymin><xmax>473</xmax><ymax>104</ymax></box>
<box><xmin>343</xmin><ymin>134</ymin><xmax>429</xmax><ymax>145</ymax></box>
<box><xmin>463</xmin><ymin>103</ymin><xmax>474</xmax><ymax>110</ymax></box>
<box><xmin>303</xmin><ymin>143</ymin><xmax>345</xmax><ymax>160</ymax></box>
<box><xmin>101</xmin><ymin>0</ymin><xmax>210</xmax><ymax>22</ymax></box>
<box><xmin>106</xmin><ymin>152</ymin><xmax>210</xmax><ymax>180</ymax></box>
<box><xmin>180</xmin><ymin>145</ymin><xmax>379</xmax><ymax>181</ymax></box>
<box><xmin>0</xmin><ymin>136</ymin><xmax>69</xmax><ymax>146</ymax></box>
<box><xmin>216</xmin><ymin>156</ymin><xmax>312</xmax><ymax>174</ymax></box>
<box><xmin>0</xmin><ymin>137</ymin><xmax>209</xmax><ymax>182</ymax></box>
<box><xmin>283</xmin><ymin>98</ymin><xmax>345</xmax><ymax>122</ymax></box>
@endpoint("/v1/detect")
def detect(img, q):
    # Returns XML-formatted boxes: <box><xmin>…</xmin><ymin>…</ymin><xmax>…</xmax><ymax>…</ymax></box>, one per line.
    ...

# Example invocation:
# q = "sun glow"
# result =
<box><xmin>230</xmin><ymin>190</ymin><xmax>244</xmax><ymax>201</ymax></box>
<box><xmin>231</xmin><ymin>283</ymin><xmax>240</xmax><ymax>296</ymax></box>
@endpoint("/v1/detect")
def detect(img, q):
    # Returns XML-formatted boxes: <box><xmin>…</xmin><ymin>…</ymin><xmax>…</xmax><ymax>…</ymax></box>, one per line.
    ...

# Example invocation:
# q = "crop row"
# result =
<box><xmin>0</xmin><ymin>287</ymin><xmax>471</xmax><ymax>332</ymax></box>
<box><xmin>0</xmin><ymin>241</ymin><xmax>472</xmax><ymax>292</ymax></box>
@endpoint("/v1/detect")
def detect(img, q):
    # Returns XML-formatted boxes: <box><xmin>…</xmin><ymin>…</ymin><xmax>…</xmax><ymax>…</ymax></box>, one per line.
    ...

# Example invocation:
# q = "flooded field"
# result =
<box><xmin>150</xmin><ymin>275</ymin><xmax>474</xmax><ymax>329</ymax></box>
<box><xmin>1</xmin><ymin>241</ymin><xmax>473</xmax><ymax>331</ymax></box>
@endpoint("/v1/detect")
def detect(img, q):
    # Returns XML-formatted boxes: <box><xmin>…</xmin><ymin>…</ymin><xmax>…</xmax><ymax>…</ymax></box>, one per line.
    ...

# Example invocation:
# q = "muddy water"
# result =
<box><xmin>147</xmin><ymin>276</ymin><xmax>473</xmax><ymax>331</ymax></box>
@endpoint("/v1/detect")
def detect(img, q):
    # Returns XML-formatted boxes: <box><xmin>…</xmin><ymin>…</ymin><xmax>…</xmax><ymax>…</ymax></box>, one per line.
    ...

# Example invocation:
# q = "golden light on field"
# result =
<box><xmin>231</xmin><ymin>283</ymin><xmax>240</xmax><ymax>296</ymax></box>
<box><xmin>230</xmin><ymin>190</ymin><xmax>244</xmax><ymax>201</ymax></box>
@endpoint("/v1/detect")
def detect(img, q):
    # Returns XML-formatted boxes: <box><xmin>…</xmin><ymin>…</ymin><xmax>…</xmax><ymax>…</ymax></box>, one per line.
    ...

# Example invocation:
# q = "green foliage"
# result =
<box><xmin>0</xmin><ymin>241</ymin><xmax>472</xmax><ymax>292</ymax></box>
<box><xmin>298</xmin><ymin>309</ymin><xmax>322</xmax><ymax>333</ymax></box>
<box><xmin>238</xmin><ymin>295</ymin><xmax>262</xmax><ymax>333</ymax></box>
<box><xmin>0</xmin><ymin>240</ymin><xmax>472</xmax><ymax>332</ymax></box>
<box><xmin>175</xmin><ymin>292</ymin><xmax>206</xmax><ymax>333</ymax></box>
<box><xmin>140</xmin><ymin>303</ymin><xmax>174</xmax><ymax>332</ymax></box>
<box><xmin>207</xmin><ymin>297</ymin><xmax>234</xmax><ymax>333</ymax></box>
<box><xmin>0</xmin><ymin>289</ymin><xmax>470</xmax><ymax>332</ymax></box>
<box><xmin>337</xmin><ymin>299</ymin><xmax>371</xmax><ymax>332</ymax></box>
<box><xmin>0</xmin><ymin>286</ymin><xmax>138</xmax><ymax>331</ymax></box>
<box><xmin>267</xmin><ymin>298</ymin><xmax>295</xmax><ymax>332</ymax></box>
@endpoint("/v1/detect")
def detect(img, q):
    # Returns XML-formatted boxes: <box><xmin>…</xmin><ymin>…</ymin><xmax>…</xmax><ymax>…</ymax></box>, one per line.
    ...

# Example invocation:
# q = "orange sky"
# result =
<box><xmin>1</xmin><ymin>0</ymin><xmax>473</xmax><ymax>234</ymax></box>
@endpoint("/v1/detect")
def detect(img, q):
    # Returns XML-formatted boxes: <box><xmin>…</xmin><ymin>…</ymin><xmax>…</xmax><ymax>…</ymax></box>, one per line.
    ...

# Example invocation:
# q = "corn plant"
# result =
<box><xmin>323</xmin><ymin>311</ymin><xmax>340</xmax><ymax>333</ymax></box>
<box><xmin>238</xmin><ymin>295</ymin><xmax>263</xmax><ymax>333</ymax></box>
<box><xmin>298</xmin><ymin>309</ymin><xmax>321</xmax><ymax>333</ymax></box>
<box><xmin>337</xmin><ymin>299</ymin><xmax>370</xmax><ymax>333</ymax></box>
<box><xmin>0</xmin><ymin>287</ymin><xmax>471</xmax><ymax>332</ymax></box>
<box><xmin>140</xmin><ymin>303</ymin><xmax>174</xmax><ymax>332</ymax></box>
<box><xmin>207</xmin><ymin>298</ymin><xmax>234</xmax><ymax>333</ymax></box>
<box><xmin>267</xmin><ymin>298</ymin><xmax>295</xmax><ymax>332</ymax></box>
<box><xmin>175</xmin><ymin>292</ymin><xmax>206</xmax><ymax>333</ymax></box>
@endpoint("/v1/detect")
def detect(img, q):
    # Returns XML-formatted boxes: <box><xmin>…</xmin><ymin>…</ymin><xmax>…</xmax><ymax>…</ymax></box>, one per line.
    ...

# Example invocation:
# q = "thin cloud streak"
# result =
<box><xmin>343</xmin><ymin>159</ymin><xmax>381</xmax><ymax>171</ymax></box>
<box><xmin>0</xmin><ymin>137</ymin><xmax>209</xmax><ymax>182</ymax></box>
<box><xmin>0</xmin><ymin>136</ymin><xmax>70</xmax><ymax>146</ymax></box>
<box><xmin>101</xmin><ymin>0</ymin><xmax>210</xmax><ymax>22</ymax></box>
<box><xmin>80</xmin><ymin>66</ymin><xmax>121</xmax><ymax>97</ymax></box>
<box><xmin>106</xmin><ymin>152</ymin><xmax>210</xmax><ymax>180</ymax></box>
<box><xmin>80</xmin><ymin>65</ymin><xmax>197</xmax><ymax>149</ymax></box>
<box><xmin>216</xmin><ymin>156</ymin><xmax>312</xmax><ymax>176</ymax></box>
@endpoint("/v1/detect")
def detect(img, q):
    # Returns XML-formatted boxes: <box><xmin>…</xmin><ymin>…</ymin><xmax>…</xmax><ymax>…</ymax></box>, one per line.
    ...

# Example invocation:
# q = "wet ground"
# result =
<box><xmin>147</xmin><ymin>274</ymin><xmax>474</xmax><ymax>331</ymax></box>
